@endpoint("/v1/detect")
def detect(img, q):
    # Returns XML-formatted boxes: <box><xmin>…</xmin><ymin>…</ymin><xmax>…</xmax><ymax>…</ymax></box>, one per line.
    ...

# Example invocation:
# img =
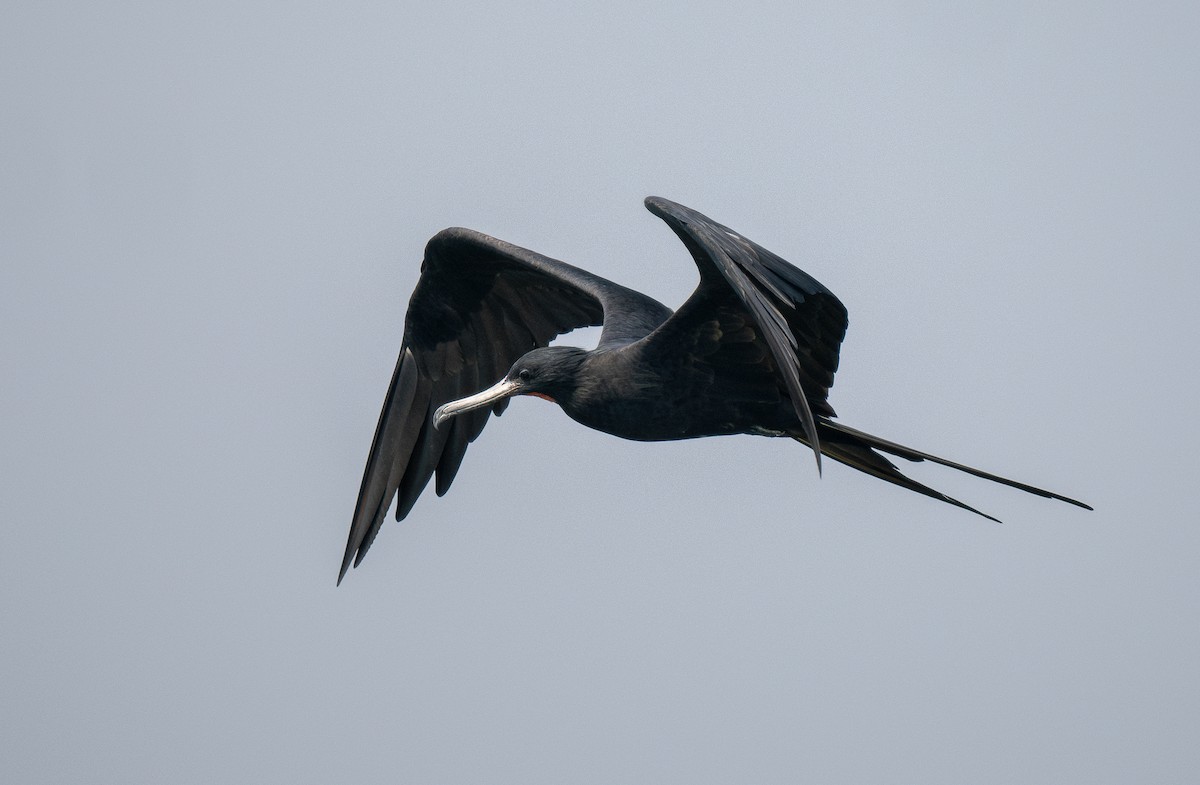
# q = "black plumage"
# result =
<box><xmin>340</xmin><ymin>197</ymin><xmax>1089</xmax><ymax>584</ymax></box>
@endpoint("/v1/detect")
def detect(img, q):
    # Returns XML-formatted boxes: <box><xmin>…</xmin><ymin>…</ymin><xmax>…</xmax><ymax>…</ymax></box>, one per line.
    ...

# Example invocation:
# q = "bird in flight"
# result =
<box><xmin>339</xmin><ymin>197</ymin><xmax>1089</xmax><ymax>583</ymax></box>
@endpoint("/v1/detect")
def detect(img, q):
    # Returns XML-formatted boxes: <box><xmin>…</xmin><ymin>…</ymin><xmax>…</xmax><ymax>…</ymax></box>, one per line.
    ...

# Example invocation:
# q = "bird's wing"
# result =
<box><xmin>340</xmin><ymin>227</ymin><xmax>669</xmax><ymax>583</ymax></box>
<box><xmin>640</xmin><ymin>197</ymin><xmax>849</xmax><ymax>469</ymax></box>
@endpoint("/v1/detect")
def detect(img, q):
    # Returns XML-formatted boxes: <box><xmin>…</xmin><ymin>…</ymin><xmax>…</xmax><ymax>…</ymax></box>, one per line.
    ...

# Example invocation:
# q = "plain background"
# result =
<box><xmin>3</xmin><ymin>2</ymin><xmax>1197</xmax><ymax>783</ymax></box>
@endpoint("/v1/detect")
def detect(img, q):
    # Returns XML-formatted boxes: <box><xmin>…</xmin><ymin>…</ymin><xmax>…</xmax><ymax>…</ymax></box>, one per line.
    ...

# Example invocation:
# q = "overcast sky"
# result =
<box><xmin>3</xmin><ymin>2</ymin><xmax>1198</xmax><ymax>783</ymax></box>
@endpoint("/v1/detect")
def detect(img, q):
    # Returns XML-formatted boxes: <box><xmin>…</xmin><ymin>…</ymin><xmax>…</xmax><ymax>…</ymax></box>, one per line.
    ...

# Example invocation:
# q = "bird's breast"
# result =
<box><xmin>560</xmin><ymin>383</ymin><xmax>748</xmax><ymax>442</ymax></box>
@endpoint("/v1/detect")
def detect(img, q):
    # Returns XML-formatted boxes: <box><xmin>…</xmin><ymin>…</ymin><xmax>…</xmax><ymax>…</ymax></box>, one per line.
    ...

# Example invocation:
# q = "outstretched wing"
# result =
<box><xmin>341</xmin><ymin>228</ymin><xmax>670</xmax><ymax>583</ymax></box>
<box><xmin>641</xmin><ymin>196</ymin><xmax>849</xmax><ymax>469</ymax></box>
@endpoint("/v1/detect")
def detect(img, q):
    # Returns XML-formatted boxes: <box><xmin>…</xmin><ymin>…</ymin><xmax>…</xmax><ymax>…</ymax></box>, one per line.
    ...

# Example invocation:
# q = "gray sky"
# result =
<box><xmin>3</xmin><ymin>2</ymin><xmax>1198</xmax><ymax>783</ymax></box>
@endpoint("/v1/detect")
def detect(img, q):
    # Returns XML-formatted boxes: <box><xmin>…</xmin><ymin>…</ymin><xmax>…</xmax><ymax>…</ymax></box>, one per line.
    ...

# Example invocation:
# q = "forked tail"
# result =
<box><xmin>807</xmin><ymin>420</ymin><xmax>1092</xmax><ymax>521</ymax></box>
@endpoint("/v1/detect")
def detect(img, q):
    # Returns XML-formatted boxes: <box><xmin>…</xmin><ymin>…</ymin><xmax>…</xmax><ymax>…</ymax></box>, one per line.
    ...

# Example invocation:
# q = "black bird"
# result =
<box><xmin>340</xmin><ymin>197</ymin><xmax>1089</xmax><ymax>583</ymax></box>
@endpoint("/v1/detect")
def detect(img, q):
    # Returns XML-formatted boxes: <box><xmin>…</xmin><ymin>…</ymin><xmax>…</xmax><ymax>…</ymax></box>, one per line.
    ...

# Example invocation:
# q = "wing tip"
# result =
<box><xmin>644</xmin><ymin>195</ymin><xmax>685</xmax><ymax>221</ymax></box>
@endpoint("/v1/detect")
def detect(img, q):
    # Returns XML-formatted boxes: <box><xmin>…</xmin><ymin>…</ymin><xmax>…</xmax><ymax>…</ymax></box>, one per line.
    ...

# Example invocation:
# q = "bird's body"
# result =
<box><xmin>340</xmin><ymin>197</ymin><xmax>1089</xmax><ymax>583</ymax></box>
<box><xmin>514</xmin><ymin>345</ymin><xmax>797</xmax><ymax>442</ymax></box>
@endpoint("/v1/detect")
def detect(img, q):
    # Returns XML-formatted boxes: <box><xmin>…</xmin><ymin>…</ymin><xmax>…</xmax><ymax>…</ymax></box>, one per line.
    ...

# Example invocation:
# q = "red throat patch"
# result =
<box><xmin>526</xmin><ymin>392</ymin><xmax>556</xmax><ymax>403</ymax></box>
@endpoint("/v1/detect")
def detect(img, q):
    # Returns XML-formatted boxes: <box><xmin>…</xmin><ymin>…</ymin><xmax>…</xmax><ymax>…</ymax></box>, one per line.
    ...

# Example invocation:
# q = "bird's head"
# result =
<box><xmin>433</xmin><ymin>346</ymin><xmax>588</xmax><ymax>429</ymax></box>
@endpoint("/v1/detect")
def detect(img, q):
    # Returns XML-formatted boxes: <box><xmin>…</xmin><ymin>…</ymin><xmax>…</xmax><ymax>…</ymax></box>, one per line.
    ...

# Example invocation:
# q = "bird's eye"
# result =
<box><xmin>517</xmin><ymin>368</ymin><xmax>532</xmax><ymax>381</ymax></box>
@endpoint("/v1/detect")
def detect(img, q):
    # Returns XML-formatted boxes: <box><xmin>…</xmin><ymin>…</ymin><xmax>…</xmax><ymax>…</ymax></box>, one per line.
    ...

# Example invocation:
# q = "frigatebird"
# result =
<box><xmin>340</xmin><ymin>197</ymin><xmax>1089</xmax><ymax>583</ymax></box>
